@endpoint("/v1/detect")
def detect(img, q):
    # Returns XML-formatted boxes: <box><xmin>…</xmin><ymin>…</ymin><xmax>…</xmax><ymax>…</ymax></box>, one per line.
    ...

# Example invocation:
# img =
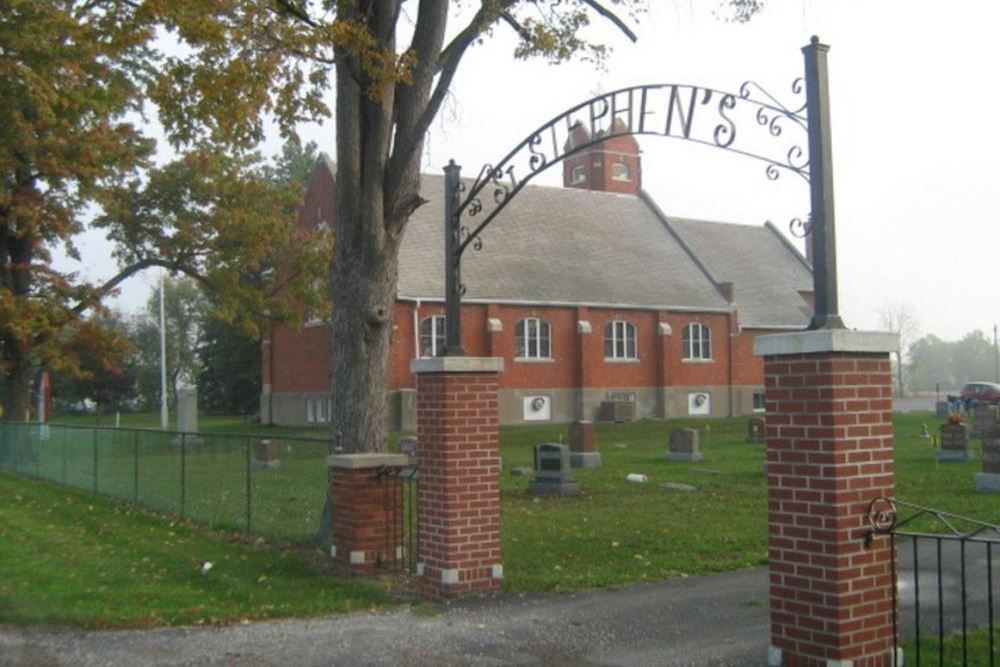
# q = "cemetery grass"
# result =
<box><xmin>0</xmin><ymin>470</ymin><xmax>393</xmax><ymax>628</ymax></box>
<box><xmin>15</xmin><ymin>411</ymin><xmax>1000</xmax><ymax>597</ymax></box>
<box><xmin>498</xmin><ymin>412</ymin><xmax>1000</xmax><ymax>593</ymax></box>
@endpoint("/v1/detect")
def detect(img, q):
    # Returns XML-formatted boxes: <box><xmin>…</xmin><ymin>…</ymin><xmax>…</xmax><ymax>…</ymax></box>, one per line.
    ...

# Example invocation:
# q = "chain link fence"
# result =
<box><xmin>0</xmin><ymin>421</ymin><xmax>332</xmax><ymax>543</ymax></box>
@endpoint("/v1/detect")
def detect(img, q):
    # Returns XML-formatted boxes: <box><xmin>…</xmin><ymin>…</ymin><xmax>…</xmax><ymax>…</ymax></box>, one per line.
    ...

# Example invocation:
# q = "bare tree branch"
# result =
<box><xmin>581</xmin><ymin>0</ymin><xmax>638</xmax><ymax>42</ymax></box>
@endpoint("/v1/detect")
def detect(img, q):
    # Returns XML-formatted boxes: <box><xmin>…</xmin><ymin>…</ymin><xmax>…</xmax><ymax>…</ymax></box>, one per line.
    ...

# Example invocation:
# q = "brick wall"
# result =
<box><xmin>414</xmin><ymin>359</ymin><xmax>503</xmax><ymax>600</ymax></box>
<box><xmin>759</xmin><ymin>332</ymin><xmax>897</xmax><ymax>666</ymax></box>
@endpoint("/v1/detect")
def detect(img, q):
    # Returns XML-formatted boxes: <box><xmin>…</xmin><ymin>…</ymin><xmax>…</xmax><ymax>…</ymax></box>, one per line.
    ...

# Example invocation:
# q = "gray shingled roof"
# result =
<box><xmin>398</xmin><ymin>174</ymin><xmax>731</xmax><ymax>313</ymax></box>
<box><xmin>662</xmin><ymin>217</ymin><xmax>813</xmax><ymax>329</ymax></box>
<box><xmin>314</xmin><ymin>158</ymin><xmax>812</xmax><ymax>328</ymax></box>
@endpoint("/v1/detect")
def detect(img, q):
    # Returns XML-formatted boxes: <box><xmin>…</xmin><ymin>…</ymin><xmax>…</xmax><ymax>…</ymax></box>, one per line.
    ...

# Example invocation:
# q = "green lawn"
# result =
<box><xmin>0</xmin><ymin>470</ymin><xmax>392</xmax><ymax>628</ymax></box>
<box><xmin>3</xmin><ymin>410</ymin><xmax>998</xmax><ymax>626</ymax></box>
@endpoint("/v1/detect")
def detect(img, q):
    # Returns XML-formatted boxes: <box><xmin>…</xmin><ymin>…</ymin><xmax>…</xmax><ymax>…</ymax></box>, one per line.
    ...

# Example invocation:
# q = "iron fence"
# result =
<box><xmin>868</xmin><ymin>497</ymin><xmax>1000</xmax><ymax>666</ymax></box>
<box><xmin>0</xmin><ymin>421</ymin><xmax>421</xmax><ymax>563</ymax></box>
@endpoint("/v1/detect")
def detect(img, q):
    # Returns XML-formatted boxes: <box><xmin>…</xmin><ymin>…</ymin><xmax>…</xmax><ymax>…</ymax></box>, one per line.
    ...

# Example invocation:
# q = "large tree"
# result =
<box><xmin>149</xmin><ymin>0</ymin><xmax>704</xmax><ymax>455</ymax></box>
<box><xmin>0</xmin><ymin>2</ymin><xmax>329</xmax><ymax>421</ymax></box>
<box><xmin>0</xmin><ymin>0</ymin><xmax>152</xmax><ymax>420</ymax></box>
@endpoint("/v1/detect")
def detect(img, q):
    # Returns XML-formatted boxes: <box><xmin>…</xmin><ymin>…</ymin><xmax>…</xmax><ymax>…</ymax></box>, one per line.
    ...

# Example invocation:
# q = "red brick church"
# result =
<box><xmin>261</xmin><ymin>130</ymin><xmax>814</xmax><ymax>428</ymax></box>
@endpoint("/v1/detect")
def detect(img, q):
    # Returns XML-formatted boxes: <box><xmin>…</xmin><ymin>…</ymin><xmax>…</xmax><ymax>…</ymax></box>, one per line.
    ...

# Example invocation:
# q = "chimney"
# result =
<box><xmin>563</xmin><ymin>120</ymin><xmax>641</xmax><ymax>195</ymax></box>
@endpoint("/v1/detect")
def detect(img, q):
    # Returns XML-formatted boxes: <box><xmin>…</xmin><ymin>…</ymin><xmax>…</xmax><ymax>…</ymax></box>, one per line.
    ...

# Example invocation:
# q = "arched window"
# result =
<box><xmin>516</xmin><ymin>317</ymin><xmax>551</xmax><ymax>359</ymax></box>
<box><xmin>420</xmin><ymin>315</ymin><xmax>446</xmax><ymax>358</ymax></box>
<box><xmin>682</xmin><ymin>323</ymin><xmax>712</xmax><ymax>360</ymax></box>
<box><xmin>604</xmin><ymin>320</ymin><xmax>637</xmax><ymax>360</ymax></box>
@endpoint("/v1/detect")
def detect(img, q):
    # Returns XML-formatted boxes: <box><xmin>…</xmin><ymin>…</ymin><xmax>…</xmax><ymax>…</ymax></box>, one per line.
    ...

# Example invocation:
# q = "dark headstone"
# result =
<box><xmin>667</xmin><ymin>428</ymin><xmax>703</xmax><ymax>463</ymax></box>
<box><xmin>935</xmin><ymin>401</ymin><xmax>951</xmax><ymax>419</ymax></box>
<box><xmin>973</xmin><ymin>405</ymin><xmax>1000</xmax><ymax>438</ymax></box>
<box><xmin>983</xmin><ymin>438</ymin><xmax>1000</xmax><ymax>474</ymax></box>
<box><xmin>529</xmin><ymin>443</ymin><xmax>579</xmax><ymax>496</ymax></box>
<box><xmin>937</xmin><ymin>422</ymin><xmax>974</xmax><ymax>463</ymax></box>
<box><xmin>747</xmin><ymin>417</ymin><xmax>766</xmax><ymax>444</ymax></box>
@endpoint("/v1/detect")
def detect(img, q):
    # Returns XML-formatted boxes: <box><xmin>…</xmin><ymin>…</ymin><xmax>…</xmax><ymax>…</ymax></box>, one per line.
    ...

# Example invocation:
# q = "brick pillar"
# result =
<box><xmin>327</xmin><ymin>453</ymin><xmax>409</xmax><ymax>576</ymax></box>
<box><xmin>412</xmin><ymin>356</ymin><xmax>504</xmax><ymax>601</ymax></box>
<box><xmin>755</xmin><ymin>330</ymin><xmax>899</xmax><ymax>667</ymax></box>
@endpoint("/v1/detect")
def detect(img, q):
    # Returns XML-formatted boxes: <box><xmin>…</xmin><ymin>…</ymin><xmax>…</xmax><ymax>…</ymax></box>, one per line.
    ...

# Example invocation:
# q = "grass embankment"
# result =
<box><xmin>0</xmin><ymin>470</ymin><xmax>392</xmax><ymax>628</ymax></box>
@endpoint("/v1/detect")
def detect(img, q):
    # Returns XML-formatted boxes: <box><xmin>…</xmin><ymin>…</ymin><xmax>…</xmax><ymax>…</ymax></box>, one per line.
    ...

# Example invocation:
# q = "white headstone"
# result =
<box><xmin>177</xmin><ymin>387</ymin><xmax>198</xmax><ymax>434</ymax></box>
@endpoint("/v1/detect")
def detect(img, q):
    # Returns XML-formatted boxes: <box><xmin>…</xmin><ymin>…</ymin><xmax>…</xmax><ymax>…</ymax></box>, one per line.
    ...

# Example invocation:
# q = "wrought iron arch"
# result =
<box><xmin>442</xmin><ymin>36</ymin><xmax>843</xmax><ymax>356</ymax></box>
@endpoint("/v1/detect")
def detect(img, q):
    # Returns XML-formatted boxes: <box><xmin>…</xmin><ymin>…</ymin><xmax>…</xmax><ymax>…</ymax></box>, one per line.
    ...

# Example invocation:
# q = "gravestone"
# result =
<box><xmin>253</xmin><ymin>439</ymin><xmax>280</xmax><ymax>469</ymax></box>
<box><xmin>972</xmin><ymin>405</ymin><xmax>1000</xmax><ymax>438</ymax></box>
<box><xmin>667</xmin><ymin>428</ymin><xmax>703</xmax><ymax>463</ymax></box>
<box><xmin>975</xmin><ymin>437</ymin><xmax>1000</xmax><ymax>492</ymax></box>
<box><xmin>568</xmin><ymin>420</ymin><xmax>601</xmax><ymax>468</ymax></box>
<box><xmin>398</xmin><ymin>436</ymin><xmax>417</xmax><ymax>460</ymax></box>
<box><xmin>528</xmin><ymin>443</ymin><xmax>580</xmax><ymax>496</ymax></box>
<box><xmin>747</xmin><ymin>417</ymin><xmax>766</xmax><ymax>444</ymax></box>
<box><xmin>935</xmin><ymin>401</ymin><xmax>951</xmax><ymax>419</ymax></box>
<box><xmin>173</xmin><ymin>387</ymin><xmax>203</xmax><ymax>445</ymax></box>
<box><xmin>936</xmin><ymin>422</ymin><xmax>973</xmax><ymax>463</ymax></box>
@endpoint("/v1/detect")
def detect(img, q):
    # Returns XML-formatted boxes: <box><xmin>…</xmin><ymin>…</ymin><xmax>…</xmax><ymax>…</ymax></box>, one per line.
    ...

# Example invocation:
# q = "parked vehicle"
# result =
<box><xmin>959</xmin><ymin>381</ymin><xmax>1000</xmax><ymax>407</ymax></box>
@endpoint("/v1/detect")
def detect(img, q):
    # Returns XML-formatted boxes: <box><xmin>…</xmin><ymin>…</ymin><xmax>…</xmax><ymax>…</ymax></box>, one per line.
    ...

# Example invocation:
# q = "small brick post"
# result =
<box><xmin>755</xmin><ymin>330</ymin><xmax>899</xmax><ymax>667</ymax></box>
<box><xmin>327</xmin><ymin>453</ymin><xmax>409</xmax><ymax>576</ymax></box>
<box><xmin>412</xmin><ymin>356</ymin><xmax>504</xmax><ymax>601</ymax></box>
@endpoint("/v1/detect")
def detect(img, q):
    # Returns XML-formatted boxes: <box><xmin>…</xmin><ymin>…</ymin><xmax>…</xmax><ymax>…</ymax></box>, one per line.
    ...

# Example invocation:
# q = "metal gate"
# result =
<box><xmin>868</xmin><ymin>497</ymin><xmax>1000</xmax><ymax>665</ymax></box>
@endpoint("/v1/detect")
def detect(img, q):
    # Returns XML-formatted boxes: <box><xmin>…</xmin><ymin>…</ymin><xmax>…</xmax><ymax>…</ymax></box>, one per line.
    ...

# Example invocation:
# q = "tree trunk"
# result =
<box><xmin>3</xmin><ymin>353</ymin><xmax>34</xmax><ymax>423</ymax></box>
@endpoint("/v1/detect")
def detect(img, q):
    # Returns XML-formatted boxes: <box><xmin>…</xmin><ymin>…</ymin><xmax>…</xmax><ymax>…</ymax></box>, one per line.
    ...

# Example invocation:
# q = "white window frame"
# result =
<box><xmin>682</xmin><ymin>323</ymin><xmax>713</xmax><ymax>361</ymax></box>
<box><xmin>306</xmin><ymin>398</ymin><xmax>316</xmax><ymax>423</ymax></box>
<box><xmin>515</xmin><ymin>317</ymin><xmax>552</xmax><ymax>360</ymax></box>
<box><xmin>604</xmin><ymin>320</ymin><xmax>637</xmax><ymax>361</ymax></box>
<box><xmin>611</xmin><ymin>162</ymin><xmax>630</xmax><ymax>182</ymax></box>
<box><xmin>571</xmin><ymin>164</ymin><xmax>587</xmax><ymax>184</ymax></box>
<box><xmin>420</xmin><ymin>315</ymin><xmax>446</xmax><ymax>358</ymax></box>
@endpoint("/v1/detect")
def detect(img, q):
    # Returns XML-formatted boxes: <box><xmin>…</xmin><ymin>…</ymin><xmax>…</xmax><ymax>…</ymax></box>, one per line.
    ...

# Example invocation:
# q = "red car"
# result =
<box><xmin>960</xmin><ymin>382</ymin><xmax>1000</xmax><ymax>407</ymax></box>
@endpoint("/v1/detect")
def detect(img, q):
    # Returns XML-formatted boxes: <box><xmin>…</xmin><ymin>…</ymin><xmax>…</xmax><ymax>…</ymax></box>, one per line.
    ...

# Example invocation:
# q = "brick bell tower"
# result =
<box><xmin>562</xmin><ymin>119</ymin><xmax>642</xmax><ymax>195</ymax></box>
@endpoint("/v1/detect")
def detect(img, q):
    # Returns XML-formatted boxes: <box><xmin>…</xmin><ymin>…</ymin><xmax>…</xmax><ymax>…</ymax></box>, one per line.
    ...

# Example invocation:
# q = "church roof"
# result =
<box><xmin>312</xmin><ymin>155</ymin><xmax>812</xmax><ymax>329</ymax></box>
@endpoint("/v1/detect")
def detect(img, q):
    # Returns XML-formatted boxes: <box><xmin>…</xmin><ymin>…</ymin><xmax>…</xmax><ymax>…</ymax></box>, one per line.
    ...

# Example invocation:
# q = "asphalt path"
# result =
<box><xmin>2</xmin><ymin>569</ymin><xmax>771</xmax><ymax>667</ymax></box>
<box><xmin>4</xmin><ymin>543</ymin><xmax>998</xmax><ymax>667</ymax></box>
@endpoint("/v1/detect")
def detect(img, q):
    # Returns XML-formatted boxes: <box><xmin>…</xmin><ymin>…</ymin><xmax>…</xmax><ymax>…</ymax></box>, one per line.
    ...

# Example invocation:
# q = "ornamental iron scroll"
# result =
<box><xmin>865</xmin><ymin>496</ymin><xmax>1000</xmax><ymax>544</ymax></box>
<box><xmin>442</xmin><ymin>36</ymin><xmax>844</xmax><ymax>355</ymax></box>
<box><xmin>455</xmin><ymin>79</ymin><xmax>811</xmax><ymax>259</ymax></box>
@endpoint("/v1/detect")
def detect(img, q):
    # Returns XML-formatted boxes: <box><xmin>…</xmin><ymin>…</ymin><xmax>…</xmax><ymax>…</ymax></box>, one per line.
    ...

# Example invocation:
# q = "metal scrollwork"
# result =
<box><xmin>787</xmin><ymin>217</ymin><xmax>811</xmax><ymax>238</ymax></box>
<box><xmin>867</xmin><ymin>497</ymin><xmax>897</xmax><ymax>535</ymax></box>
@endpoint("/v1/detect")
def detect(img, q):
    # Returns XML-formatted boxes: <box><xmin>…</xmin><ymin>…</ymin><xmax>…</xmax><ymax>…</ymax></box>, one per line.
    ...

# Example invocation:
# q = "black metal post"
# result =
<box><xmin>245</xmin><ymin>436</ymin><xmax>252</xmax><ymax>534</ymax></box>
<box><xmin>180</xmin><ymin>433</ymin><xmax>187</xmax><ymax>520</ymax></box>
<box><xmin>443</xmin><ymin>160</ymin><xmax>466</xmax><ymax>356</ymax></box>
<box><xmin>61</xmin><ymin>426</ymin><xmax>67</xmax><ymax>484</ymax></box>
<box><xmin>92</xmin><ymin>428</ymin><xmax>98</xmax><ymax>492</ymax></box>
<box><xmin>133</xmin><ymin>430</ymin><xmax>139</xmax><ymax>505</ymax></box>
<box><xmin>802</xmin><ymin>36</ymin><xmax>845</xmax><ymax>330</ymax></box>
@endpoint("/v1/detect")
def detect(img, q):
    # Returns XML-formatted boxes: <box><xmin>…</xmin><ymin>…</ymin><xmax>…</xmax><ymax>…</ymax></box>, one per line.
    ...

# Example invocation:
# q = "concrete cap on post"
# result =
<box><xmin>753</xmin><ymin>329</ymin><xmax>899</xmax><ymax>357</ymax></box>
<box><xmin>410</xmin><ymin>357</ymin><xmax>504</xmax><ymax>374</ymax></box>
<box><xmin>327</xmin><ymin>453</ymin><xmax>411</xmax><ymax>469</ymax></box>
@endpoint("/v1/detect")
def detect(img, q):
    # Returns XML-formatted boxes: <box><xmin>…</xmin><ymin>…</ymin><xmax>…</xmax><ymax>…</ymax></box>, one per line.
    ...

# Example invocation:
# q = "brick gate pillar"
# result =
<box><xmin>412</xmin><ymin>356</ymin><xmax>504</xmax><ymax>601</ymax></box>
<box><xmin>327</xmin><ymin>453</ymin><xmax>409</xmax><ymax>576</ymax></box>
<box><xmin>755</xmin><ymin>330</ymin><xmax>899</xmax><ymax>667</ymax></box>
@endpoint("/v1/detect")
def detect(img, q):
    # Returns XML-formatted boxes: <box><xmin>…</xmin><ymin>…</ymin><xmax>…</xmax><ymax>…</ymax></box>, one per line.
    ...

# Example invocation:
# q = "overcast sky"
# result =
<box><xmin>71</xmin><ymin>0</ymin><xmax>999</xmax><ymax>344</ymax></box>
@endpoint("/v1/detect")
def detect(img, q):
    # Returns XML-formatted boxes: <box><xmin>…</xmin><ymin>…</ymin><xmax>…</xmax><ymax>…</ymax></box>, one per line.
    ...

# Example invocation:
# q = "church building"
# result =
<box><xmin>261</xmin><ymin>130</ymin><xmax>813</xmax><ymax>428</ymax></box>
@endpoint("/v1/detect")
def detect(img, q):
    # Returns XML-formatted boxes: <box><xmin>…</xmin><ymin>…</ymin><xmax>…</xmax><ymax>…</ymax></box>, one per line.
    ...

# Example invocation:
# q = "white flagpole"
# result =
<box><xmin>159</xmin><ymin>269</ymin><xmax>168</xmax><ymax>430</ymax></box>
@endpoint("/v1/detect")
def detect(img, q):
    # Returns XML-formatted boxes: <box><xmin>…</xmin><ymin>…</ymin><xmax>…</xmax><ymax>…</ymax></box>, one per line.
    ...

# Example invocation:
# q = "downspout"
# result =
<box><xmin>413</xmin><ymin>299</ymin><xmax>421</xmax><ymax>361</ymax></box>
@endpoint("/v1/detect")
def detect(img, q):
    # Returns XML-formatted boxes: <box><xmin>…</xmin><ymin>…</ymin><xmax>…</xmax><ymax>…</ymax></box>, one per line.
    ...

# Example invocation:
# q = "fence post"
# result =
<box><xmin>92</xmin><ymin>428</ymin><xmax>98</xmax><ymax>492</ymax></box>
<box><xmin>133</xmin><ymin>430</ymin><xmax>139</xmax><ymax>505</ymax></box>
<box><xmin>180</xmin><ymin>432</ymin><xmax>187</xmax><ymax>520</ymax></box>
<box><xmin>245</xmin><ymin>436</ymin><xmax>252</xmax><ymax>534</ymax></box>
<box><xmin>61</xmin><ymin>426</ymin><xmax>67</xmax><ymax>484</ymax></box>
